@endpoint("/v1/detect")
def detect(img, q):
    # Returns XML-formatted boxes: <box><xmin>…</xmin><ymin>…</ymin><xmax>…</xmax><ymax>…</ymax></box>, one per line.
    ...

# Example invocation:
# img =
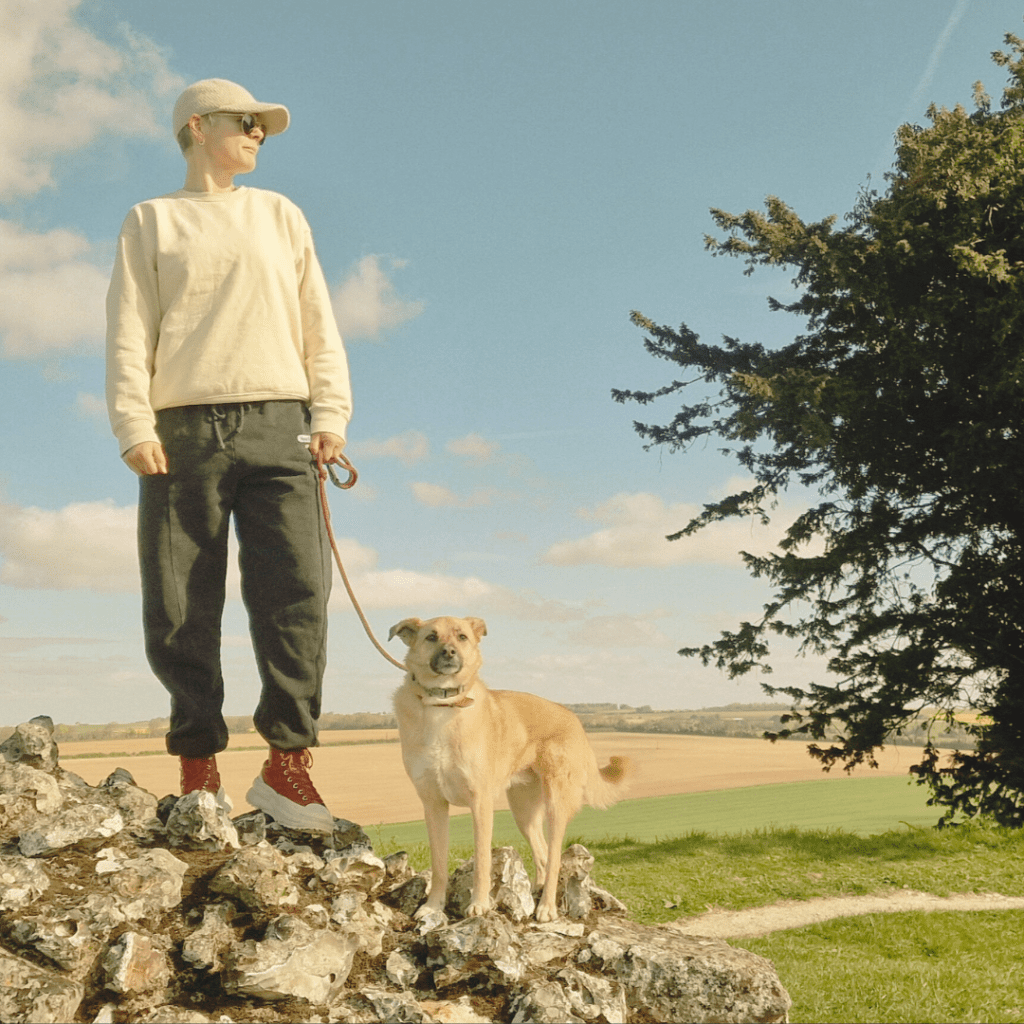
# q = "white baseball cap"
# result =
<box><xmin>172</xmin><ymin>78</ymin><xmax>290</xmax><ymax>138</ymax></box>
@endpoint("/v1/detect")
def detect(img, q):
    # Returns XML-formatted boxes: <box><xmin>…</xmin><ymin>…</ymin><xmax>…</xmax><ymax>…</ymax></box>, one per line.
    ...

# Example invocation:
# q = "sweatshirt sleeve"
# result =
<box><xmin>105</xmin><ymin>209</ymin><xmax>161</xmax><ymax>456</ymax></box>
<box><xmin>296</xmin><ymin>215</ymin><xmax>353</xmax><ymax>442</ymax></box>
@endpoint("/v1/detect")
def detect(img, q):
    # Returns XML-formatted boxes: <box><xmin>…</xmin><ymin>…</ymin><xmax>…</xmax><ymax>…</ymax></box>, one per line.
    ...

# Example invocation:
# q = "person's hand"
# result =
<box><xmin>309</xmin><ymin>432</ymin><xmax>346</xmax><ymax>478</ymax></box>
<box><xmin>124</xmin><ymin>441</ymin><xmax>168</xmax><ymax>476</ymax></box>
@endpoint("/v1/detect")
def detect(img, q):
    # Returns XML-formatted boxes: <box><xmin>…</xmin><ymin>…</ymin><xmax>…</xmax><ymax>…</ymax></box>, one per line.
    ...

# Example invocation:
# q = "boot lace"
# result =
<box><xmin>273</xmin><ymin>749</ymin><xmax>325</xmax><ymax>806</ymax></box>
<box><xmin>180</xmin><ymin>756</ymin><xmax>219</xmax><ymax>795</ymax></box>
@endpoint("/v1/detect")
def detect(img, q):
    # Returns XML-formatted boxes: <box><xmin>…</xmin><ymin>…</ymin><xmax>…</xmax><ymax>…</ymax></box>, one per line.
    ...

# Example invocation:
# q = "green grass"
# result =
<box><xmin>744</xmin><ymin>911</ymin><xmax>1024</xmax><ymax>1024</ymax></box>
<box><xmin>586</xmin><ymin>822</ymin><xmax>1024</xmax><ymax>924</ymax></box>
<box><xmin>368</xmin><ymin>774</ymin><xmax>946</xmax><ymax>855</ymax></box>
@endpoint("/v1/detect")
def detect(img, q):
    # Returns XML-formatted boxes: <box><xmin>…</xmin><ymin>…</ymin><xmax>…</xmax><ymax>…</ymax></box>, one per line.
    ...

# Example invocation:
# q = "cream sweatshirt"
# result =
<box><xmin>105</xmin><ymin>186</ymin><xmax>352</xmax><ymax>455</ymax></box>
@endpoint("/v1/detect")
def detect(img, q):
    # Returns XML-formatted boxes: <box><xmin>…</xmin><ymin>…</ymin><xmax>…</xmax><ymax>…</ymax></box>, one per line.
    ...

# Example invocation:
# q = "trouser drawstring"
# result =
<box><xmin>207</xmin><ymin>403</ymin><xmax>253</xmax><ymax>449</ymax></box>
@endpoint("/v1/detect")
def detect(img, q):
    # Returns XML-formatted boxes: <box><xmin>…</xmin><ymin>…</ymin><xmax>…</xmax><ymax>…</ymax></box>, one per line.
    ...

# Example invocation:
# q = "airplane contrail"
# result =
<box><xmin>872</xmin><ymin>0</ymin><xmax>971</xmax><ymax>183</ymax></box>
<box><xmin>903</xmin><ymin>0</ymin><xmax>972</xmax><ymax>122</ymax></box>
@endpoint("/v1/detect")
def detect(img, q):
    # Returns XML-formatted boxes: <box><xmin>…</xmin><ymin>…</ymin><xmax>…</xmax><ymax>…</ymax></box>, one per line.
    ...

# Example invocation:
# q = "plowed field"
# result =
<box><xmin>61</xmin><ymin>731</ymin><xmax>918</xmax><ymax>827</ymax></box>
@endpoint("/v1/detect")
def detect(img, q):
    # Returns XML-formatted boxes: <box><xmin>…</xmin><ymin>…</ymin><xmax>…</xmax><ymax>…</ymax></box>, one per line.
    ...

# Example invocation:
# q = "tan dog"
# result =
<box><xmin>389</xmin><ymin>615</ymin><xmax>630</xmax><ymax>923</ymax></box>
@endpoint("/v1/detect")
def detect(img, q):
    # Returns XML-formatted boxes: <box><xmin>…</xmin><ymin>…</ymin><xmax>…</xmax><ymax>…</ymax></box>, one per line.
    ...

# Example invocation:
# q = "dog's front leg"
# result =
<box><xmin>466</xmin><ymin>794</ymin><xmax>494</xmax><ymax>917</ymax></box>
<box><xmin>417</xmin><ymin>792</ymin><xmax>451</xmax><ymax>919</ymax></box>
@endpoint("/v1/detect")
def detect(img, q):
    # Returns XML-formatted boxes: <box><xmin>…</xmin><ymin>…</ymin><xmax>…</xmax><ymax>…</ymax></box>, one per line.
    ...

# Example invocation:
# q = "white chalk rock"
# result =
<box><xmin>181</xmin><ymin>903</ymin><xmax>236</xmax><ymax>972</ymax></box>
<box><xmin>318</xmin><ymin>847</ymin><xmax>387</xmax><ymax>892</ymax></box>
<box><xmin>0</xmin><ymin>945</ymin><xmax>85</xmax><ymax>1024</ymax></box>
<box><xmin>426</xmin><ymin>915</ymin><xmax>524</xmax><ymax>988</ymax></box>
<box><xmin>556</xmin><ymin>844</ymin><xmax>595</xmax><ymax>920</ymax></box>
<box><xmin>209</xmin><ymin>841</ymin><xmax>301</xmax><ymax>913</ymax></box>
<box><xmin>19</xmin><ymin>802</ymin><xmax>124</xmax><ymax>857</ymax></box>
<box><xmin>0</xmin><ymin>854</ymin><xmax>50</xmax><ymax>910</ymax></box>
<box><xmin>447</xmin><ymin>846</ymin><xmax>536</xmax><ymax>922</ymax></box>
<box><xmin>165</xmin><ymin>791</ymin><xmax>239</xmax><ymax>851</ymax></box>
<box><xmin>224</xmin><ymin>914</ymin><xmax>358</xmax><ymax>1003</ymax></box>
<box><xmin>101</xmin><ymin>931</ymin><xmax>170</xmax><ymax>995</ymax></box>
<box><xmin>0</xmin><ymin>762</ymin><xmax>63</xmax><ymax>834</ymax></box>
<box><xmin>95</xmin><ymin>847</ymin><xmax>189</xmax><ymax>922</ymax></box>
<box><xmin>0</xmin><ymin>716</ymin><xmax>59</xmax><ymax>771</ymax></box>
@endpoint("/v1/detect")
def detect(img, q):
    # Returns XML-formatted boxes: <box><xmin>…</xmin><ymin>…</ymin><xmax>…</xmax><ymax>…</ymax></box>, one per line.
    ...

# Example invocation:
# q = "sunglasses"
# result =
<box><xmin>209</xmin><ymin>111</ymin><xmax>267</xmax><ymax>144</ymax></box>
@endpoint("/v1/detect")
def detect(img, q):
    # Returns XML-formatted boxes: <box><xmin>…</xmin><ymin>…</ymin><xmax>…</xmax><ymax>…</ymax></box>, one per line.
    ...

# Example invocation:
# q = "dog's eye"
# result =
<box><xmin>426</xmin><ymin>632</ymin><xmax>438</xmax><ymax>642</ymax></box>
<box><xmin>457</xmin><ymin>634</ymin><xmax>468</xmax><ymax>641</ymax></box>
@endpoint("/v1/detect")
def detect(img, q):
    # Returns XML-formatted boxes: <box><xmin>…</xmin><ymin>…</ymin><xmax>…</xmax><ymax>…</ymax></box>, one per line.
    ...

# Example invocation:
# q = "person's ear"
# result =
<box><xmin>189</xmin><ymin>114</ymin><xmax>205</xmax><ymax>147</ymax></box>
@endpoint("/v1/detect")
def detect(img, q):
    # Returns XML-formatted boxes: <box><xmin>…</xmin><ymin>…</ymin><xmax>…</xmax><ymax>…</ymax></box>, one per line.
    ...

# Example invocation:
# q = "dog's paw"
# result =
<box><xmin>413</xmin><ymin>901</ymin><xmax>444</xmax><ymax>920</ymax></box>
<box><xmin>413</xmin><ymin>904</ymin><xmax>448</xmax><ymax>932</ymax></box>
<box><xmin>465</xmin><ymin>897</ymin><xmax>491</xmax><ymax>917</ymax></box>
<box><xmin>534</xmin><ymin>902</ymin><xmax>559</xmax><ymax>924</ymax></box>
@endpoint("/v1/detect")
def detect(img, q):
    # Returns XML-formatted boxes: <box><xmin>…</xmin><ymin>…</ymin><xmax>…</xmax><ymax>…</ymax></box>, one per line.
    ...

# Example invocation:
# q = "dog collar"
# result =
<box><xmin>426</xmin><ymin>686</ymin><xmax>461</xmax><ymax>699</ymax></box>
<box><xmin>412</xmin><ymin>676</ymin><xmax>475</xmax><ymax>708</ymax></box>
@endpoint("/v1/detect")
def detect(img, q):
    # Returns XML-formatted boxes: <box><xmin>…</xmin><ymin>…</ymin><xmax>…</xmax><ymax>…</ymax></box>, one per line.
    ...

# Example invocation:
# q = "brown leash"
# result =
<box><xmin>317</xmin><ymin>456</ymin><xmax>408</xmax><ymax>672</ymax></box>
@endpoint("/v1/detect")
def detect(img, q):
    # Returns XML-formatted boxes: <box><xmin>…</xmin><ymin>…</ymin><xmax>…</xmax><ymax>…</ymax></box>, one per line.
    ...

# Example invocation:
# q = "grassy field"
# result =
<box><xmin>370</xmin><ymin>774</ymin><xmax>943</xmax><ymax>856</ymax></box>
<box><xmin>586</xmin><ymin>821</ymin><xmax>1024</xmax><ymax>923</ymax></box>
<box><xmin>743</xmin><ymin>908</ymin><xmax>1024</xmax><ymax>1024</ymax></box>
<box><xmin>728</xmin><ymin>825</ymin><xmax>1024</xmax><ymax>1023</ymax></box>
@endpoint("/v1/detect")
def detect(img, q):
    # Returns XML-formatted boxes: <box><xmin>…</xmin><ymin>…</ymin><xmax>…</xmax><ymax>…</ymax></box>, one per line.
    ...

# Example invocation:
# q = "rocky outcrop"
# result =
<box><xmin>0</xmin><ymin>717</ymin><xmax>791</xmax><ymax>1023</ymax></box>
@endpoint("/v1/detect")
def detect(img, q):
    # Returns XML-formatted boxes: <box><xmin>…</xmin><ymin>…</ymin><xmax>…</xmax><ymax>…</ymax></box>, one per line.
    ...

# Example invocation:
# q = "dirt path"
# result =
<box><xmin>670</xmin><ymin>890</ymin><xmax>1024</xmax><ymax>938</ymax></box>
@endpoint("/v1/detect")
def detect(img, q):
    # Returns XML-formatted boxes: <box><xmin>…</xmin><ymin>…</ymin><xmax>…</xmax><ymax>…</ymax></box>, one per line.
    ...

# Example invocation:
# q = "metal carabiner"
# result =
<box><xmin>325</xmin><ymin>454</ymin><xmax>358</xmax><ymax>490</ymax></box>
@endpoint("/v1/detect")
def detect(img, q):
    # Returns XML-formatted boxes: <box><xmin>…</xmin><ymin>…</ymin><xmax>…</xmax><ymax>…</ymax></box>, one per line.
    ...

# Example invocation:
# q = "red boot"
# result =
<box><xmin>179</xmin><ymin>755</ymin><xmax>232</xmax><ymax>814</ymax></box>
<box><xmin>246</xmin><ymin>748</ymin><xmax>333</xmax><ymax>832</ymax></box>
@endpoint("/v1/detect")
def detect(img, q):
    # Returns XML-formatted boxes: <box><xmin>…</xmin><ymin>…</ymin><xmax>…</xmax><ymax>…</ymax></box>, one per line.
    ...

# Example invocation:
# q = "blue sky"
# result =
<box><xmin>0</xmin><ymin>0</ymin><xmax>1016</xmax><ymax>726</ymax></box>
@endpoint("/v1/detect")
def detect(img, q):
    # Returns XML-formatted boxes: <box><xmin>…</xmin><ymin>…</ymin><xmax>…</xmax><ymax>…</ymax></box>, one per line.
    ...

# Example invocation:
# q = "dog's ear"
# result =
<box><xmin>388</xmin><ymin>618</ymin><xmax>422</xmax><ymax>646</ymax></box>
<box><xmin>465</xmin><ymin>617</ymin><xmax>487</xmax><ymax>641</ymax></box>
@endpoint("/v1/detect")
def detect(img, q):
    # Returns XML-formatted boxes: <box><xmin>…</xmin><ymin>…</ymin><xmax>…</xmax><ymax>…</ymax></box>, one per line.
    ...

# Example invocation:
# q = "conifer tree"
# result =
<box><xmin>615</xmin><ymin>35</ymin><xmax>1024</xmax><ymax>826</ymax></box>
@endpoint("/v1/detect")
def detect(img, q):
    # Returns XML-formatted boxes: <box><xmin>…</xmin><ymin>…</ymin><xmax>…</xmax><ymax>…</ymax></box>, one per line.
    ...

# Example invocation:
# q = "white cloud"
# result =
<box><xmin>447</xmin><ymin>433</ymin><xmax>500</xmax><ymax>464</ymax></box>
<box><xmin>0</xmin><ymin>636</ymin><xmax>110</xmax><ymax>652</ymax></box>
<box><xmin>335</xmin><ymin>569</ymin><xmax>495</xmax><ymax>612</ymax></box>
<box><xmin>321</xmin><ymin>536</ymin><xmax>582</xmax><ymax>620</ymax></box>
<box><xmin>411</xmin><ymin>482</ymin><xmax>456</xmax><ymax>507</ymax></box>
<box><xmin>333</xmin><ymin>569</ymin><xmax>589</xmax><ymax>626</ymax></box>
<box><xmin>542</xmin><ymin>491</ymin><xmax>788</xmax><ymax>568</ymax></box>
<box><xmin>350</xmin><ymin>430</ymin><xmax>430</xmax><ymax>465</ymax></box>
<box><xmin>74</xmin><ymin>391</ymin><xmax>107</xmax><ymax>422</ymax></box>
<box><xmin>0</xmin><ymin>221</ymin><xmax>108</xmax><ymax>358</ymax></box>
<box><xmin>0</xmin><ymin>0</ymin><xmax>183</xmax><ymax>198</ymax></box>
<box><xmin>332</xmin><ymin>255</ymin><xmax>425</xmax><ymax>340</ymax></box>
<box><xmin>322</xmin><ymin>536</ymin><xmax>379</xmax><ymax>577</ymax></box>
<box><xmin>0</xmin><ymin>495</ymin><xmax>585</xmax><ymax>632</ymax></box>
<box><xmin>566</xmin><ymin>613</ymin><xmax>672</xmax><ymax>648</ymax></box>
<box><xmin>478</xmin><ymin>590</ymin><xmax>586</xmax><ymax>623</ymax></box>
<box><xmin>410</xmin><ymin>482</ymin><xmax>497</xmax><ymax>508</ymax></box>
<box><xmin>0</xmin><ymin>498</ymin><xmax>138</xmax><ymax>592</ymax></box>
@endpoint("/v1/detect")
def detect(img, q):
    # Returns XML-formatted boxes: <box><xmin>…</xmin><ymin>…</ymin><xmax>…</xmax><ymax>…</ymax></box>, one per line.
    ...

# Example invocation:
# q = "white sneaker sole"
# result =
<box><xmin>246</xmin><ymin>774</ymin><xmax>334</xmax><ymax>833</ymax></box>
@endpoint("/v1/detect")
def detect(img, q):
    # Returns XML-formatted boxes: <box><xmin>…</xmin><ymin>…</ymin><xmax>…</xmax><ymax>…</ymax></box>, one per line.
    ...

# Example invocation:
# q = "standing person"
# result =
<box><xmin>105</xmin><ymin>79</ymin><xmax>352</xmax><ymax>832</ymax></box>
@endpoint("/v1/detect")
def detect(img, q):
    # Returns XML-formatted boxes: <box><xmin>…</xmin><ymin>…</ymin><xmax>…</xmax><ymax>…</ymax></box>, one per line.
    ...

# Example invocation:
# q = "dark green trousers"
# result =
<box><xmin>139</xmin><ymin>400</ymin><xmax>332</xmax><ymax>758</ymax></box>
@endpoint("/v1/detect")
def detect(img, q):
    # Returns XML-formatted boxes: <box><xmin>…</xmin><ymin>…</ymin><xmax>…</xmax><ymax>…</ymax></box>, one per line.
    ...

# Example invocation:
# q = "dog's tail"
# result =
<box><xmin>584</xmin><ymin>755</ymin><xmax>632</xmax><ymax>810</ymax></box>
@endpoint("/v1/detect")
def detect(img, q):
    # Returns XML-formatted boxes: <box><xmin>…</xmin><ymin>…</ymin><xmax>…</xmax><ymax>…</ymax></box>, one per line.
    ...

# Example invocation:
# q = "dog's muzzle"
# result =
<box><xmin>430</xmin><ymin>647</ymin><xmax>462</xmax><ymax>675</ymax></box>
